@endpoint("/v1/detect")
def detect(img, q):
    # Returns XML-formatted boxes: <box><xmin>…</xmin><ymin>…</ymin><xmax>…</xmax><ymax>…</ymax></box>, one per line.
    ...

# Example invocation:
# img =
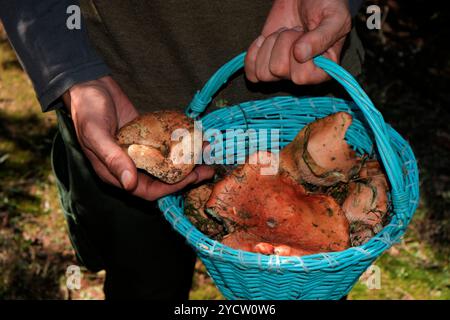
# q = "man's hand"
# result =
<box><xmin>245</xmin><ymin>0</ymin><xmax>351</xmax><ymax>84</ymax></box>
<box><xmin>63</xmin><ymin>76</ymin><xmax>214</xmax><ymax>201</ymax></box>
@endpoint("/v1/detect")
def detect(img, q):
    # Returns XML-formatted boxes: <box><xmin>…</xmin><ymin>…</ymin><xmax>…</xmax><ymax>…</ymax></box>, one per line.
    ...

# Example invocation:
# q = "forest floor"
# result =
<box><xmin>0</xmin><ymin>0</ymin><xmax>448</xmax><ymax>299</ymax></box>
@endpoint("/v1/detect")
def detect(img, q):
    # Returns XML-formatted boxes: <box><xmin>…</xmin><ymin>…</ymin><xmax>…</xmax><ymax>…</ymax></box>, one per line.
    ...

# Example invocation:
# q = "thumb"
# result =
<box><xmin>293</xmin><ymin>14</ymin><xmax>351</xmax><ymax>63</ymax></box>
<box><xmin>84</xmin><ymin>126</ymin><xmax>138</xmax><ymax>191</ymax></box>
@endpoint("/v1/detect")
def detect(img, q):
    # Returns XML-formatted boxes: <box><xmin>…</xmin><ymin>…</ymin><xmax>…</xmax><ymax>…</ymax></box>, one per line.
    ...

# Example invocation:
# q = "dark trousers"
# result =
<box><xmin>51</xmin><ymin>110</ymin><xmax>196</xmax><ymax>299</ymax></box>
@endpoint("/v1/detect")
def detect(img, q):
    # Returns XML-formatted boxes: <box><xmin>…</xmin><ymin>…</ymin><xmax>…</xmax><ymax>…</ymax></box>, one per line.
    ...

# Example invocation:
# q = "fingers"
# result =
<box><xmin>289</xmin><ymin>53</ymin><xmax>330</xmax><ymax>85</ymax></box>
<box><xmin>293</xmin><ymin>13</ymin><xmax>351</xmax><ymax>63</ymax></box>
<box><xmin>246</xmin><ymin>27</ymin><xmax>329</xmax><ymax>85</ymax></box>
<box><xmin>245</xmin><ymin>22</ymin><xmax>349</xmax><ymax>85</ymax></box>
<box><xmin>244</xmin><ymin>35</ymin><xmax>265</xmax><ymax>83</ymax></box>
<box><xmin>269</xmin><ymin>27</ymin><xmax>303</xmax><ymax>78</ymax></box>
<box><xmin>132</xmin><ymin>165</ymin><xmax>215</xmax><ymax>201</ymax></box>
<box><xmin>245</xmin><ymin>0</ymin><xmax>351</xmax><ymax>85</ymax></box>
<box><xmin>81</xmin><ymin>120</ymin><xmax>138</xmax><ymax>191</ymax></box>
<box><xmin>254</xmin><ymin>28</ymin><xmax>286</xmax><ymax>82</ymax></box>
<box><xmin>245</xmin><ymin>27</ymin><xmax>288</xmax><ymax>83</ymax></box>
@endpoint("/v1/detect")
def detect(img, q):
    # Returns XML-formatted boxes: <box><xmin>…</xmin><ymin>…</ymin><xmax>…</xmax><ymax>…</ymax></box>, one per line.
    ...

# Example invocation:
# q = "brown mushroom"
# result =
<box><xmin>184</xmin><ymin>184</ymin><xmax>224</xmax><ymax>237</ymax></box>
<box><xmin>117</xmin><ymin>111</ymin><xmax>202</xmax><ymax>184</ymax></box>
<box><xmin>280</xmin><ymin>112</ymin><xmax>361</xmax><ymax>186</ymax></box>
<box><xmin>206</xmin><ymin>151</ymin><xmax>351</xmax><ymax>254</ymax></box>
<box><xmin>343</xmin><ymin>160</ymin><xmax>390</xmax><ymax>246</ymax></box>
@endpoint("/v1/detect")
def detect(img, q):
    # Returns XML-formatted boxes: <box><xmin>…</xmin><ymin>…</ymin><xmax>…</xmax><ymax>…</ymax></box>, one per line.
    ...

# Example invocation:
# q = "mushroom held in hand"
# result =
<box><xmin>117</xmin><ymin>111</ymin><xmax>202</xmax><ymax>184</ymax></box>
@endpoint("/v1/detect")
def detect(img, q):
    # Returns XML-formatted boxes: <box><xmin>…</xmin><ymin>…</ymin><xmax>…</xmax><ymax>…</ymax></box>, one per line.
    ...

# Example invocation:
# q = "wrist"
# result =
<box><xmin>62</xmin><ymin>76</ymin><xmax>110</xmax><ymax>112</ymax></box>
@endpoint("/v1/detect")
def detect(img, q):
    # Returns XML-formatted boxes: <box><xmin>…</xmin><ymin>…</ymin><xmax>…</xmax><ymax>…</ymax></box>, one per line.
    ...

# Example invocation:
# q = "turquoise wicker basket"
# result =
<box><xmin>157</xmin><ymin>52</ymin><xmax>419</xmax><ymax>300</ymax></box>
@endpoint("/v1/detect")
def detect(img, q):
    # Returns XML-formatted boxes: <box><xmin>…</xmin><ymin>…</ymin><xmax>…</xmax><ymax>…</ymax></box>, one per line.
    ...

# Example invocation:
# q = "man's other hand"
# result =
<box><xmin>245</xmin><ymin>0</ymin><xmax>351</xmax><ymax>85</ymax></box>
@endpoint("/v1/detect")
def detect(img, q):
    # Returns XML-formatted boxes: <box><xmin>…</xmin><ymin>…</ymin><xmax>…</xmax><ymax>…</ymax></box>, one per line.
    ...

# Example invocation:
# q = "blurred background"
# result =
<box><xmin>0</xmin><ymin>0</ymin><xmax>449</xmax><ymax>299</ymax></box>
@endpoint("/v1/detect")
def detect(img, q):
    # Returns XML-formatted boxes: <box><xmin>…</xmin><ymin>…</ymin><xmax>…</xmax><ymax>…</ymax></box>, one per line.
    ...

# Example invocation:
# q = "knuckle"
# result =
<box><xmin>258</xmin><ymin>73</ymin><xmax>273</xmax><ymax>82</ymax></box>
<box><xmin>320</xmin><ymin>32</ymin><xmax>333</xmax><ymax>49</ymax></box>
<box><xmin>269</xmin><ymin>60</ymin><xmax>289</xmax><ymax>77</ymax></box>
<box><xmin>246</xmin><ymin>74</ymin><xmax>259</xmax><ymax>83</ymax></box>
<box><xmin>266</xmin><ymin>31</ymin><xmax>279</xmax><ymax>42</ymax></box>
<box><xmin>291</xmin><ymin>70</ymin><xmax>307</xmax><ymax>85</ymax></box>
<box><xmin>104</xmin><ymin>149</ymin><xmax>123</xmax><ymax>170</ymax></box>
<box><xmin>277</xmin><ymin>29</ymin><xmax>298</xmax><ymax>44</ymax></box>
<box><xmin>256</xmin><ymin>68</ymin><xmax>273</xmax><ymax>82</ymax></box>
<box><xmin>255</xmin><ymin>68</ymin><xmax>264</xmax><ymax>81</ymax></box>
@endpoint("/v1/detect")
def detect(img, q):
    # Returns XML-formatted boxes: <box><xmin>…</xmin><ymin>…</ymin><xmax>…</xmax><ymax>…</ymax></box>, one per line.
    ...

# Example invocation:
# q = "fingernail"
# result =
<box><xmin>255</xmin><ymin>35</ymin><xmax>265</xmax><ymax>48</ymax></box>
<box><xmin>295</xmin><ymin>42</ymin><xmax>312</xmax><ymax>62</ymax></box>
<box><xmin>277</xmin><ymin>27</ymin><xmax>288</xmax><ymax>33</ymax></box>
<box><xmin>121</xmin><ymin>170</ymin><xmax>133</xmax><ymax>189</ymax></box>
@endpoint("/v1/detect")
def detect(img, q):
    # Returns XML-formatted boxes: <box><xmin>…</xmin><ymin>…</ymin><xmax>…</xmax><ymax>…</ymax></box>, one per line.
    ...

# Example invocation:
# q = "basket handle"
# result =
<box><xmin>185</xmin><ymin>52</ymin><xmax>408</xmax><ymax>224</ymax></box>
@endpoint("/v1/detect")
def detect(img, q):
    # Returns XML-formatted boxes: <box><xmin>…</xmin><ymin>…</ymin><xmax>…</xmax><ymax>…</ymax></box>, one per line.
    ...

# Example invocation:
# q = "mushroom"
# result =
<box><xmin>205</xmin><ymin>151</ymin><xmax>351</xmax><ymax>254</ymax></box>
<box><xmin>343</xmin><ymin>160</ymin><xmax>390</xmax><ymax>246</ymax></box>
<box><xmin>280</xmin><ymin>112</ymin><xmax>361</xmax><ymax>186</ymax></box>
<box><xmin>184</xmin><ymin>184</ymin><xmax>224</xmax><ymax>237</ymax></box>
<box><xmin>117</xmin><ymin>111</ymin><xmax>202</xmax><ymax>184</ymax></box>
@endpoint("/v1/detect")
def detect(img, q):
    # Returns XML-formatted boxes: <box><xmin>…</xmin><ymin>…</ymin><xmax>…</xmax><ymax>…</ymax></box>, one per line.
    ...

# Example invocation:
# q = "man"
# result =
<box><xmin>0</xmin><ymin>0</ymin><xmax>364</xmax><ymax>299</ymax></box>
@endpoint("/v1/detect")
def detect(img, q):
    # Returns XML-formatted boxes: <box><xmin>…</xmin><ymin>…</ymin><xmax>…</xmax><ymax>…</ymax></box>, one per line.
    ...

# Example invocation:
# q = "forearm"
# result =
<box><xmin>0</xmin><ymin>0</ymin><xmax>110</xmax><ymax>112</ymax></box>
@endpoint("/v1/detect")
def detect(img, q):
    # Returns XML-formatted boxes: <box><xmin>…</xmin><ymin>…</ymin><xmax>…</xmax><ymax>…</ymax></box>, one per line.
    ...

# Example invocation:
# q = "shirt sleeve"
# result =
<box><xmin>0</xmin><ymin>0</ymin><xmax>111</xmax><ymax>112</ymax></box>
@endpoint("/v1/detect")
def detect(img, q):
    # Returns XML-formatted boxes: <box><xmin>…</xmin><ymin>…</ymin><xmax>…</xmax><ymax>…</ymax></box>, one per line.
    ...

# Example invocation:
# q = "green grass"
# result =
<box><xmin>349</xmin><ymin>209</ymin><xmax>449</xmax><ymax>300</ymax></box>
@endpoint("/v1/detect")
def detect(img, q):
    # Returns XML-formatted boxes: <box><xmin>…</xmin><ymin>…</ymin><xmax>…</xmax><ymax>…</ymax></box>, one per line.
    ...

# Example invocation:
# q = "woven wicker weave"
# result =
<box><xmin>158</xmin><ymin>52</ymin><xmax>419</xmax><ymax>300</ymax></box>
